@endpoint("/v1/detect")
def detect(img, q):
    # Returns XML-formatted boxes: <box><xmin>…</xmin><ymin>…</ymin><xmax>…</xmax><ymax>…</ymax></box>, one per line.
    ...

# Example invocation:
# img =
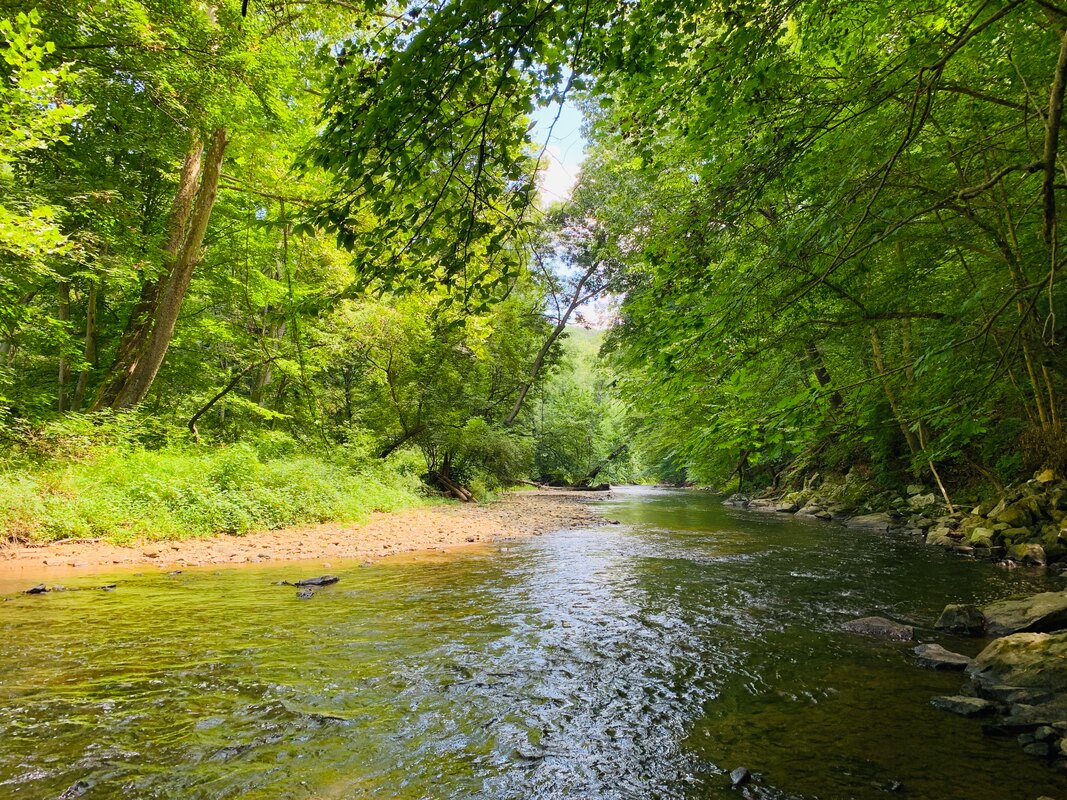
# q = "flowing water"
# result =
<box><xmin>1</xmin><ymin>487</ymin><xmax>1066</xmax><ymax>799</ymax></box>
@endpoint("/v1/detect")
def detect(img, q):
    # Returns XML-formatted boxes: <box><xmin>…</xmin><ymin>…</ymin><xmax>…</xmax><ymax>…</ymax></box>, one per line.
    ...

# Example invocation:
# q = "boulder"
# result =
<box><xmin>993</xmin><ymin>697</ymin><xmax>1067</xmax><ymax>731</ymax></box>
<box><xmin>968</xmin><ymin>632</ymin><xmax>1067</xmax><ymax>694</ymax></box>
<box><xmin>845</xmin><ymin>513</ymin><xmax>894</xmax><ymax>531</ymax></box>
<box><xmin>1007</xmin><ymin>543</ymin><xmax>1047</xmax><ymax>566</ymax></box>
<box><xmin>909</xmin><ymin>492</ymin><xmax>937</xmax><ymax>509</ymax></box>
<box><xmin>912</xmin><ymin>643</ymin><xmax>972</xmax><ymax>670</ymax></box>
<box><xmin>774</xmin><ymin>502</ymin><xmax>799</xmax><ymax>513</ymax></box>
<box><xmin>906</xmin><ymin>484</ymin><xmax>926</xmax><ymax>496</ymax></box>
<box><xmin>1001</xmin><ymin>526</ymin><xmax>1031</xmax><ymax>543</ymax></box>
<box><xmin>935</xmin><ymin>604</ymin><xmax>986</xmax><ymax>635</ymax></box>
<box><xmin>992</xmin><ymin>503</ymin><xmax>1034</xmax><ymax>528</ymax></box>
<box><xmin>23</xmin><ymin>584</ymin><xmax>48</xmax><ymax>595</ymax></box>
<box><xmin>925</xmin><ymin>527</ymin><xmax>956</xmax><ymax>548</ymax></box>
<box><xmin>982</xmin><ymin>591</ymin><xmax>1067</xmax><ymax>636</ymax></box>
<box><xmin>841</xmin><ymin>616</ymin><xmax>913</xmax><ymax>641</ymax></box>
<box><xmin>930</xmin><ymin>695</ymin><xmax>996</xmax><ymax>717</ymax></box>
<box><xmin>968</xmin><ymin>528</ymin><xmax>996</xmax><ymax>547</ymax></box>
<box><xmin>723</xmin><ymin>493</ymin><xmax>749</xmax><ymax>508</ymax></box>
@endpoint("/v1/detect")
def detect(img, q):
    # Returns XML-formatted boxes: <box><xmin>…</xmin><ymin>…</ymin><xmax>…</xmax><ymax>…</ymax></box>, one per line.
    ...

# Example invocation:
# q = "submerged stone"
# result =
<box><xmin>845</xmin><ymin>513</ymin><xmax>894</xmax><ymax>531</ymax></box>
<box><xmin>841</xmin><ymin>616</ymin><xmax>913</xmax><ymax>641</ymax></box>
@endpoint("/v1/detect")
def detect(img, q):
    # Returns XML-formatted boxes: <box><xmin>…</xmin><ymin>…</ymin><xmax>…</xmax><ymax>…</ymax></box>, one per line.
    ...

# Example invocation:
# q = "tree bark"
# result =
<box><xmin>869</xmin><ymin>326</ymin><xmax>923</xmax><ymax>459</ymax></box>
<box><xmin>91</xmin><ymin>129</ymin><xmax>228</xmax><ymax>410</ymax></box>
<box><xmin>805</xmin><ymin>340</ymin><xmax>843</xmax><ymax>411</ymax></box>
<box><xmin>56</xmin><ymin>281</ymin><xmax>70</xmax><ymax>412</ymax></box>
<box><xmin>73</xmin><ymin>282</ymin><xmax>97</xmax><ymax>411</ymax></box>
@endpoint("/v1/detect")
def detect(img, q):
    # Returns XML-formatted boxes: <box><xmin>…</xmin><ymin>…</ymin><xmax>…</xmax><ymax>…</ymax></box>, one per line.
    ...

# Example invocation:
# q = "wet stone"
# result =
<box><xmin>730</xmin><ymin>767</ymin><xmax>751</xmax><ymax>787</ymax></box>
<box><xmin>911</xmin><ymin>643</ymin><xmax>971</xmax><ymax>670</ymax></box>
<box><xmin>930</xmin><ymin>695</ymin><xmax>995</xmax><ymax>717</ymax></box>
<box><xmin>841</xmin><ymin>616</ymin><xmax>913</xmax><ymax>641</ymax></box>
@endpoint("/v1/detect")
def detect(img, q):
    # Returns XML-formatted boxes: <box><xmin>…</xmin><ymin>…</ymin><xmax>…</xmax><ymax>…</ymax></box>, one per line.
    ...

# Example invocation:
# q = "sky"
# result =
<box><xmin>529</xmin><ymin>100</ymin><xmax>587</xmax><ymax>206</ymax></box>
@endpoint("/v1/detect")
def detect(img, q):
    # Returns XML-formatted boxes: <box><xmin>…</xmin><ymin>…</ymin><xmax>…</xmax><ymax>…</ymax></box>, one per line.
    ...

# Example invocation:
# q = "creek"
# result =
<box><xmin>1</xmin><ymin>487</ymin><xmax>1065</xmax><ymax>799</ymax></box>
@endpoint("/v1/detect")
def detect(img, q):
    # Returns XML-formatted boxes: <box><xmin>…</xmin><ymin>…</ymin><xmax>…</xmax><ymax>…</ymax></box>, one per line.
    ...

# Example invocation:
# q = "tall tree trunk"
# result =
<box><xmin>91</xmin><ymin>129</ymin><xmax>228</xmax><ymax>410</ymax></box>
<box><xmin>56</xmin><ymin>281</ymin><xmax>70</xmax><ymax>412</ymax></box>
<box><xmin>73</xmin><ymin>282</ymin><xmax>97</xmax><ymax>411</ymax></box>
<box><xmin>869</xmin><ymin>327</ymin><xmax>922</xmax><ymax>459</ymax></box>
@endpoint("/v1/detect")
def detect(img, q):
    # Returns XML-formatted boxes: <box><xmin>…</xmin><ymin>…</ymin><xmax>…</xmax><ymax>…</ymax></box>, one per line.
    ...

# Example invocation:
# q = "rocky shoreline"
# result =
<box><xmin>725</xmin><ymin>468</ymin><xmax>1067</xmax><ymax>567</ymax></box>
<box><xmin>725</xmin><ymin>471</ymin><xmax>1067</xmax><ymax>777</ymax></box>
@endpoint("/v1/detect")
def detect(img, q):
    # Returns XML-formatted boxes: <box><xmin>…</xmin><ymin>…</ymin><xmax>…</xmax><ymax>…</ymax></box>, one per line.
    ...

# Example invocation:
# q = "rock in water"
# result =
<box><xmin>23</xmin><ymin>584</ymin><xmax>48</xmax><ymax>595</ymax></box>
<box><xmin>930</xmin><ymin>695</ymin><xmax>996</xmax><ymax>717</ymax></box>
<box><xmin>844</xmin><ymin>513</ymin><xmax>894</xmax><ymax>531</ymax></box>
<box><xmin>968</xmin><ymin>631</ymin><xmax>1067</xmax><ymax>694</ymax></box>
<box><xmin>912</xmin><ymin>643</ymin><xmax>972</xmax><ymax>670</ymax></box>
<box><xmin>722</xmin><ymin>493</ymin><xmax>749</xmax><ymax>508</ymax></box>
<box><xmin>58</xmin><ymin>781</ymin><xmax>90</xmax><ymax>799</ymax></box>
<box><xmin>935</xmin><ymin>604</ymin><xmax>986</xmax><ymax>635</ymax></box>
<box><xmin>730</xmin><ymin>766</ymin><xmax>751</xmax><ymax>787</ymax></box>
<box><xmin>296</xmin><ymin>587</ymin><xmax>315</xmax><ymax>599</ymax></box>
<box><xmin>293</xmin><ymin>575</ymin><xmax>339</xmax><ymax>587</ymax></box>
<box><xmin>1007</xmin><ymin>543</ymin><xmax>1047</xmax><ymax>566</ymax></box>
<box><xmin>981</xmin><ymin>591</ymin><xmax>1067</xmax><ymax>637</ymax></box>
<box><xmin>841</xmin><ymin>616</ymin><xmax>913</xmax><ymax>641</ymax></box>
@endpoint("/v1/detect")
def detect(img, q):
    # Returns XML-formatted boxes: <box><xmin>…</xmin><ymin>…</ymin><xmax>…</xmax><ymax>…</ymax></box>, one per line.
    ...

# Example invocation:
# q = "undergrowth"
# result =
<box><xmin>0</xmin><ymin>414</ymin><xmax>427</xmax><ymax>544</ymax></box>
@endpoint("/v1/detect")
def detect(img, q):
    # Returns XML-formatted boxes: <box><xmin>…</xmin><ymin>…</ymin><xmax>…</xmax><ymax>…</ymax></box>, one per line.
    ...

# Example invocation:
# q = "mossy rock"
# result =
<box><xmin>969</xmin><ymin>528</ymin><xmax>995</xmax><ymax>548</ymax></box>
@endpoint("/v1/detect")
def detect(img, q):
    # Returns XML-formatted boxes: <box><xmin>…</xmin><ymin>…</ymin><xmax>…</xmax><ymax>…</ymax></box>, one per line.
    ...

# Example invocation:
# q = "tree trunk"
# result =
<box><xmin>869</xmin><ymin>327</ymin><xmax>923</xmax><ymax>459</ymax></box>
<box><xmin>91</xmin><ymin>129</ymin><xmax>228</xmax><ymax>410</ymax></box>
<box><xmin>805</xmin><ymin>341</ymin><xmax>843</xmax><ymax>411</ymax></box>
<box><xmin>56</xmin><ymin>281</ymin><xmax>70</xmax><ymax>412</ymax></box>
<box><xmin>503</xmin><ymin>260</ymin><xmax>600</xmax><ymax>427</ymax></box>
<box><xmin>579</xmin><ymin>442</ymin><xmax>628</xmax><ymax>487</ymax></box>
<box><xmin>73</xmin><ymin>282</ymin><xmax>97</xmax><ymax>411</ymax></box>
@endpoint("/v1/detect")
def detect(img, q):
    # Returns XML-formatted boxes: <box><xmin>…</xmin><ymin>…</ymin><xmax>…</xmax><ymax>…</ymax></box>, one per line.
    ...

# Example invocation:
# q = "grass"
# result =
<box><xmin>0</xmin><ymin>420</ymin><xmax>428</xmax><ymax>544</ymax></box>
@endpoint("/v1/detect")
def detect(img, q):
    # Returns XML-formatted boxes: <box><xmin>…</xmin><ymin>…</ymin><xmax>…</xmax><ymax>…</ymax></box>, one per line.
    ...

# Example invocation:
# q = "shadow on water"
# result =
<box><xmin>0</xmin><ymin>486</ymin><xmax>1064</xmax><ymax>799</ymax></box>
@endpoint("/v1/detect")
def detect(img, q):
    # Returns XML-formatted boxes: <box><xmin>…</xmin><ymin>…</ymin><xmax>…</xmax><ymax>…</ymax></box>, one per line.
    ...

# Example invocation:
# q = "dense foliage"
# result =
<box><xmin>0</xmin><ymin>0</ymin><xmax>632</xmax><ymax>542</ymax></box>
<box><xmin>316</xmin><ymin>0</ymin><xmax>1067</xmax><ymax>501</ymax></box>
<box><xmin>5</xmin><ymin>0</ymin><xmax>1066</xmax><ymax>542</ymax></box>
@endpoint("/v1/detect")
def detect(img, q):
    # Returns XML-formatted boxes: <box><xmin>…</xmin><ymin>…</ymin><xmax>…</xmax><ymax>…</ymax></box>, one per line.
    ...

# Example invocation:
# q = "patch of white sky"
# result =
<box><xmin>529</xmin><ymin>99</ymin><xmax>587</xmax><ymax>207</ymax></box>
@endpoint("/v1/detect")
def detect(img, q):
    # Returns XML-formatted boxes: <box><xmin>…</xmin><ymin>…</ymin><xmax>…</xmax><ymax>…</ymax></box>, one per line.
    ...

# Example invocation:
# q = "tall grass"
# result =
<box><xmin>0</xmin><ymin>416</ymin><xmax>427</xmax><ymax>544</ymax></box>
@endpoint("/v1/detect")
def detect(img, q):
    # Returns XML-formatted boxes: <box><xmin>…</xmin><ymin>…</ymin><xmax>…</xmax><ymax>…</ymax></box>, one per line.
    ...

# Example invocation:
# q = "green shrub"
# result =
<box><xmin>0</xmin><ymin>438</ymin><xmax>427</xmax><ymax>544</ymax></box>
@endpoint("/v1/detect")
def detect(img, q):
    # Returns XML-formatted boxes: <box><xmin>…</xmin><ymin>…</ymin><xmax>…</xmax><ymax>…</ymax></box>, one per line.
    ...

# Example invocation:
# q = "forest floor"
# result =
<box><xmin>0</xmin><ymin>490</ymin><xmax>607</xmax><ymax>581</ymax></box>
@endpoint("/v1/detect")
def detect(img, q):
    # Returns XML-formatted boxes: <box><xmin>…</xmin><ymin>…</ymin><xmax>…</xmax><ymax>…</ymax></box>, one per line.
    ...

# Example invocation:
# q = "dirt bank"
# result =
<box><xmin>0</xmin><ymin>490</ymin><xmax>608</xmax><ymax>581</ymax></box>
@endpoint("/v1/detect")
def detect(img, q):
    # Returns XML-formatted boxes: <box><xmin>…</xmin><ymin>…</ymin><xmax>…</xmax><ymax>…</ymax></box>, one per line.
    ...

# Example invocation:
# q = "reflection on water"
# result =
<box><xmin>1</xmin><ymin>487</ymin><xmax>1065</xmax><ymax>799</ymax></box>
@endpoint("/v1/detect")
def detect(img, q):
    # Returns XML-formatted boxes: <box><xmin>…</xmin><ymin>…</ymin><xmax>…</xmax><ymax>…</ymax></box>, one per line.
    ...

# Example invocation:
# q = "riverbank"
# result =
<box><xmin>0</xmin><ymin>489</ymin><xmax>607</xmax><ymax>580</ymax></box>
<box><xmin>725</xmin><ymin>470</ymin><xmax>1067</xmax><ymax>774</ymax></box>
<box><xmin>724</xmin><ymin>468</ymin><xmax>1067</xmax><ymax>568</ymax></box>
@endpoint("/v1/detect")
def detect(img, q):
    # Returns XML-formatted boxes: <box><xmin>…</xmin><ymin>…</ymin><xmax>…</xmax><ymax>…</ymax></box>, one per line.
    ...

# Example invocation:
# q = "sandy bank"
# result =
<box><xmin>0</xmin><ymin>490</ymin><xmax>608</xmax><ymax>581</ymax></box>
